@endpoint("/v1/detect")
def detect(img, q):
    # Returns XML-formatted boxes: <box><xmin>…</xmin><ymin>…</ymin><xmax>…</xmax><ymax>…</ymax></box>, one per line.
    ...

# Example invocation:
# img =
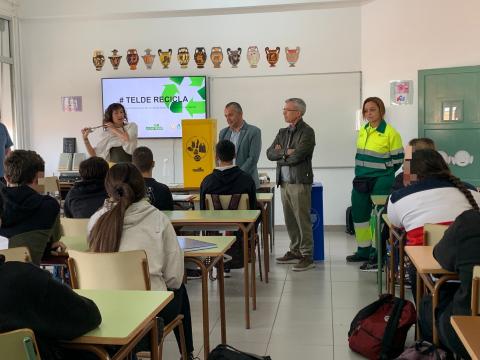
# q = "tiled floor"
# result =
<box><xmin>162</xmin><ymin>229</ymin><xmax>413</xmax><ymax>359</ymax></box>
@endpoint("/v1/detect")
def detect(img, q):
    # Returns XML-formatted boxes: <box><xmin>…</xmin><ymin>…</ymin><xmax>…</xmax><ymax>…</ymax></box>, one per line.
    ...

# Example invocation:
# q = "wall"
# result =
<box><xmin>18</xmin><ymin>4</ymin><xmax>361</xmax><ymax>225</ymax></box>
<box><xmin>361</xmin><ymin>0</ymin><xmax>480</xmax><ymax>142</ymax></box>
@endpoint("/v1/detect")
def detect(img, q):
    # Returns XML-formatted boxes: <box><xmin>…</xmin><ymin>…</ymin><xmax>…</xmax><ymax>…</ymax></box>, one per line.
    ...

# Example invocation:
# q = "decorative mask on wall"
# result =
<box><xmin>194</xmin><ymin>47</ymin><xmax>207</xmax><ymax>68</ymax></box>
<box><xmin>92</xmin><ymin>50</ymin><xmax>105</xmax><ymax>71</ymax></box>
<box><xmin>210</xmin><ymin>47</ymin><xmax>223</xmax><ymax>68</ymax></box>
<box><xmin>158</xmin><ymin>49</ymin><xmax>172</xmax><ymax>69</ymax></box>
<box><xmin>247</xmin><ymin>46</ymin><xmax>260</xmax><ymax>68</ymax></box>
<box><xmin>265</xmin><ymin>47</ymin><xmax>280</xmax><ymax>67</ymax></box>
<box><xmin>142</xmin><ymin>48</ymin><xmax>155</xmax><ymax>69</ymax></box>
<box><xmin>108</xmin><ymin>49</ymin><xmax>122</xmax><ymax>70</ymax></box>
<box><xmin>177</xmin><ymin>47</ymin><xmax>190</xmax><ymax>68</ymax></box>
<box><xmin>227</xmin><ymin>48</ymin><xmax>242</xmax><ymax>68</ymax></box>
<box><xmin>126</xmin><ymin>49</ymin><xmax>139</xmax><ymax>70</ymax></box>
<box><xmin>285</xmin><ymin>46</ymin><xmax>300</xmax><ymax>67</ymax></box>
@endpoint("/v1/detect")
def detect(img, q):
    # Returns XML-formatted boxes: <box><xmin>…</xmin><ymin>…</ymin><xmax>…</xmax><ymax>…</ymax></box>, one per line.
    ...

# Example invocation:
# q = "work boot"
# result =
<box><xmin>292</xmin><ymin>257</ymin><xmax>315</xmax><ymax>272</ymax></box>
<box><xmin>276</xmin><ymin>251</ymin><xmax>302</xmax><ymax>264</ymax></box>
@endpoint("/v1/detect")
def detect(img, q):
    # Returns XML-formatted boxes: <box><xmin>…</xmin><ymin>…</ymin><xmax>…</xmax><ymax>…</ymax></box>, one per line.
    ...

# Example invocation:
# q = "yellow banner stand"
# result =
<box><xmin>182</xmin><ymin>119</ymin><xmax>217</xmax><ymax>188</ymax></box>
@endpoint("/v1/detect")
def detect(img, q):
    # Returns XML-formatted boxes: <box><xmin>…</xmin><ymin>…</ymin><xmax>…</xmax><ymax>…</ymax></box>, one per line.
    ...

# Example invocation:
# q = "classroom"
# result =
<box><xmin>0</xmin><ymin>0</ymin><xmax>479</xmax><ymax>359</ymax></box>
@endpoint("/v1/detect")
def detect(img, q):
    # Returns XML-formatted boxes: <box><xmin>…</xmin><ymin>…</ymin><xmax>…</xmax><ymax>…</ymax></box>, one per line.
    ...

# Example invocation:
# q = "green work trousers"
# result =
<box><xmin>351</xmin><ymin>175</ymin><xmax>394</xmax><ymax>248</ymax></box>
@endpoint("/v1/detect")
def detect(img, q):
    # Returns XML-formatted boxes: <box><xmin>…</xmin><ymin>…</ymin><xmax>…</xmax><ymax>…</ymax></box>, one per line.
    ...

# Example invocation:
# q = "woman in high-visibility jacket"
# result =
<box><xmin>347</xmin><ymin>97</ymin><xmax>404</xmax><ymax>266</ymax></box>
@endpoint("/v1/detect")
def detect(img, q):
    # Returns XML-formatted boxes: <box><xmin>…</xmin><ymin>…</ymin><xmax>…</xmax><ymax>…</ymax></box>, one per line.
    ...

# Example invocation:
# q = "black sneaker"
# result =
<box><xmin>346</xmin><ymin>252</ymin><xmax>369</xmax><ymax>263</ymax></box>
<box><xmin>186</xmin><ymin>269</ymin><xmax>202</xmax><ymax>280</ymax></box>
<box><xmin>359</xmin><ymin>260</ymin><xmax>383</xmax><ymax>272</ymax></box>
<box><xmin>276</xmin><ymin>251</ymin><xmax>302</xmax><ymax>264</ymax></box>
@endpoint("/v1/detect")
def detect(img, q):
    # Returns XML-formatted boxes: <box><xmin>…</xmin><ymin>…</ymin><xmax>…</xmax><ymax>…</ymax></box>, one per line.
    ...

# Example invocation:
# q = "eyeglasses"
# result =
<box><xmin>283</xmin><ymin>108</ymin><xmax>298</xmax><ymax>112</ymax></box>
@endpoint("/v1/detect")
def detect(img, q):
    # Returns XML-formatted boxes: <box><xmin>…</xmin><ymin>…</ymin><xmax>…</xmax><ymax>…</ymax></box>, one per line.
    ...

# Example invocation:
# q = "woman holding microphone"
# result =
<box><xmin>82</xmin><ymin>103</ymin><xmax>137</xmax><ymax>163</ymax></box>
<box><xmin>347</xmin><ymin>97</ymin><xmax>404</xmax><ymax>270</ymax></box>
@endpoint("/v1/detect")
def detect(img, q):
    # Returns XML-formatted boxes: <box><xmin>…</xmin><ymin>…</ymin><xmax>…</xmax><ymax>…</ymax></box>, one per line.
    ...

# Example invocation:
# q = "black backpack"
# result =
<box><xmin>346</xmin><ymin>206</ymin><xmax>355</xmax><ymax>235</ymax></box>
<box><xmin>208</xmin><ymin>344</ymin><xmax>272</xmax><ymax>360</ymax></box>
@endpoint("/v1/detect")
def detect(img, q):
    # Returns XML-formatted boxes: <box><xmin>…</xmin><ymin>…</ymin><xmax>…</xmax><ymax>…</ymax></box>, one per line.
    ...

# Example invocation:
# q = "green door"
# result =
<box><xmin>419</xmin><ymin>65</ymin><xmax>480</xmax><ymax>186</ymax></box>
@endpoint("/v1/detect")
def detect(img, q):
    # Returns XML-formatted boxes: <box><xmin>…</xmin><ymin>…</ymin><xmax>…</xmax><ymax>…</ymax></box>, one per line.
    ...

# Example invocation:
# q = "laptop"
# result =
<box><xmin>177</xmin><ymin>237</ymin><xmax>217</xmax><ymax>251</ymax></box>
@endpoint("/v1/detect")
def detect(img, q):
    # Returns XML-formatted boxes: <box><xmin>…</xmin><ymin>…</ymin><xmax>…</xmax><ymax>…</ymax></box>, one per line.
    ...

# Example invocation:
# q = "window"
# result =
<box><xmin>0</xmin><ymin>16</ymin><xmax>15</xmax><ymax>142</ymax></box>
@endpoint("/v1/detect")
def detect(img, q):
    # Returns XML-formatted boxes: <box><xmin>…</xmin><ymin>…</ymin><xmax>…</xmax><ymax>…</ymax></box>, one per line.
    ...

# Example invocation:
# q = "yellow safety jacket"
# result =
<box><xmin>355</xmin><ymin>120</ymin><xmax>404</xmax><ymax>177</ymax></box>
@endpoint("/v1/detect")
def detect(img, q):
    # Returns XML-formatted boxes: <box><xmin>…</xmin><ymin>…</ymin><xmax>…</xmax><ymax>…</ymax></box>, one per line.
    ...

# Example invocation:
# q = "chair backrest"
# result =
<box><xmin>67</xmin><ymin>249</ymin><xmax>151</xmax><ymax>290</ymax></box>
<box><xmin>0</xmin><ymin>328</ymin><xmax>40</xmax><ymax>360</ymax></box>
<box><xmin>423</xmin><ymin>223</ymin><xmax>449</xmax><ymax>246</ymax></box>
<box><xmin>472</xmin><ymin>265</ymin><xmax>480</xmax><ymax>316</ymax></box>
<box><xmin>60</xmin><ymin>218</ymin><xmax>89</xmax><ymax>237</ymax></box>
<box><xmin>0</xmin><ymin>247</ymin><xmax>31</xmax><ymax>262</ymax></box>
<box><xmin>205</xmin><ymin>194</ymin><xmax>249</xmax><ymax>210</ymax></box>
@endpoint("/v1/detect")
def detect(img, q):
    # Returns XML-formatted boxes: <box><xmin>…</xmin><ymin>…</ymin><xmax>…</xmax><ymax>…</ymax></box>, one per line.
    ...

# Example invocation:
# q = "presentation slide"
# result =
<box><xmin>102</xmin><ymin>76</ymin><xmax>207</xmax><ymax>138</ymax></box>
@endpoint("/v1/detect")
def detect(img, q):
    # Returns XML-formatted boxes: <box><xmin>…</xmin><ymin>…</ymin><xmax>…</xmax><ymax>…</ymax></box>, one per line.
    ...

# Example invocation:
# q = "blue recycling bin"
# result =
<box><xmin>311</xmin><ymin>182</ymin><xmax>324</xmax><ymax>261</ymax></box>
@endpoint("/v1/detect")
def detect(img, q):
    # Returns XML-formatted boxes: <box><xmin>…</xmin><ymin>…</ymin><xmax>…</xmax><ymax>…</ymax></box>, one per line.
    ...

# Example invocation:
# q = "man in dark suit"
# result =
<box><xmin>219</xmin><ymin>102</ymin><xmax>262</xmax><ymax>188</ymax></box>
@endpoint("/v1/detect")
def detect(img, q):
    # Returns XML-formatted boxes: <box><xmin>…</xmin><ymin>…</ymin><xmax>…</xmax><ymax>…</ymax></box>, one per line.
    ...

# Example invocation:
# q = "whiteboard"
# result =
<box><xmin>209</xmin><ymin>72</ymin><xmax>361</xmax><ymax>168</ymax></box>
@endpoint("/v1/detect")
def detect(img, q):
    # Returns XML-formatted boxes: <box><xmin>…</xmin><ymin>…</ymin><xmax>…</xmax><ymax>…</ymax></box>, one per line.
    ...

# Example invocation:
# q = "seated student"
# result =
<box><xmin>132</xmin><ymin>146</ymin><xmax>173</xmax><ymax>211</ymax></box>
<box><xmin>430</xmin><ymin>208</ymin><xmax>480</xmax><ymax>359</ymax></box>
<box><xmin>0</xmin><ymin>150</ymin><xmax>64</xmax><ymax>265</ymax></box>
<box><xmin>64</xmin><ymin>156</ymin><xmax>109</xmax><ymax>218</ymax></box>
<box><xmin>0</xmin><ymin>254</ymin><xmax>102</xmax><ymax>360</ymax></box>
<box><xmin>387</xmin><ymin>149</ymin><xmax>480</xmax><ymax>298</ymax></box>
<box><xmin>391</xmin><ymin>137</ymin><xmax>436</xmax><ymax>192</ymax></box>
<box><xmin>199</xmin><ymin>140</ymin><xmax>257</xmax><ymax>273</ymax></box>
<box><xmin>88</xmin><ymin>163</ymin><xmax>195</xmax><ymax>359</ymax></box>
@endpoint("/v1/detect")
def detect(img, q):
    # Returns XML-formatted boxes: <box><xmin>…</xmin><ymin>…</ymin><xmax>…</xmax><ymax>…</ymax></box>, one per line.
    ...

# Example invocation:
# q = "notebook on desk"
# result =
<box><xmin>177</xmin><ymin>237</ymin><xmax>217</xmax><ymax>251</ymax></box>
<box><xmin>172</xmin><ymin>194</ymin><xmax>195</xmax><ymax>202</ymax></box>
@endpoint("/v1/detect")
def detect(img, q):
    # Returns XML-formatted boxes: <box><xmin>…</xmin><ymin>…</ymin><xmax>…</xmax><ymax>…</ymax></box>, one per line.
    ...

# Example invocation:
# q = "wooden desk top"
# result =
<box><xmin>451</xmin><ymin>316</ymin><xmax>480</xmax><ymax>360</ymax></box>
<box><xmin>71</xmin><ymin>289</ymin><xmax>172</xmax><ymax>345</ymax></box>
<box><xmin>63</xmin><ymin>235</ymin><xmax>237</xmax><ymax>258</ymax></box>
<box><xmin>188</xmin><ymin>193</ymin><xmax>273</xmax><ymax>203</ymax></box>
<box><xmin>169</xmin><ymin>182</ymin><xmax>275</xmax><ymax>193</ymax></box>
<box><xmin>405</xmin><ymin>246</ymin><xmax>455</xmax><ymax>275</ymax></box>
<box><xmin>371</xmin><ymin>195</ymin><xmax>388</xmax><ymax>206</ymax></box>
<box><xmin>183</xmin><ymin>236</ymin><xmax>236</xmax><ymax>257</ymax></box>
<box><xmin>163</xmin><ymin>210</ymin><xmax>260</xmax><ymax>223</ymax></box>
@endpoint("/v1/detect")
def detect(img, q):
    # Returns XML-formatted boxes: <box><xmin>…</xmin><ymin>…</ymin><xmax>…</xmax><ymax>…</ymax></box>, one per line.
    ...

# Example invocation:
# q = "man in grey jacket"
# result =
<box><xmin>267</xmin><ymin>98</ymin><xmax>316</xmax><ymax>271</ymax></box>
<box><xmin>219</xmin><ymin>102</ymin><xmax>262</xmax><ymax>188</ymax></box>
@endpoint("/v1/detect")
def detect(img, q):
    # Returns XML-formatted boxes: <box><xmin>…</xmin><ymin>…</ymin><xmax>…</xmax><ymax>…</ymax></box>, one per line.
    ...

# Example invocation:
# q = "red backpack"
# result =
<box><xmin>348</xmin><ymin>294</ymin><xmax>417</xmax><ymax>359</ymax></box>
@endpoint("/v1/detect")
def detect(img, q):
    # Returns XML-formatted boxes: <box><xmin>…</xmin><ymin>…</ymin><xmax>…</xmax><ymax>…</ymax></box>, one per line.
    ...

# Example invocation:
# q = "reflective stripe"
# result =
<box><xmin>390</xmin><ymin>148</ymin><xmax>404</xmax><ymax>156</ymax></box>
<box><xmin>355</xmin><ymin>159</ymin><xmax>386</xmax><ymax>169</ymax></box>
<box><xmin>354</xmin><ymin>221</ymin><xmax>370</xmax><ymax>228</ymax></box>
<box><xmin>357</xmin><ymin>148</ymin><xmax>390</xmax><ymax>159</ymax></box>
<box><xmin>392</xmin><ymin>158</ymin><xmax>404</xmax><ymax>165</ymax></box>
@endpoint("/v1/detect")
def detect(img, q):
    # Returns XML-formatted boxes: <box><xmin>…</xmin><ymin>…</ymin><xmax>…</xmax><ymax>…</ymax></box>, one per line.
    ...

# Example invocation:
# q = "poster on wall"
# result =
<box><xmin>62</xmin><ymin>96</ymin><xmax>83</xmax><ymax>112</ymax></box>
<box><xmin>390</xmin><ymin>80</ymin><xmax>413</xmax><ymax>105</ymax></box>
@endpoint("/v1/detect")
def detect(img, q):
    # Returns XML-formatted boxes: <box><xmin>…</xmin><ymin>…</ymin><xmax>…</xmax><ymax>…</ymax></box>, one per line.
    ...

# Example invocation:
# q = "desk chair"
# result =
<box><xmin>472</xmin><ymin>265</ymin><xmax>480</xmax><ymax>316</ymax></box>
<box><xmin>60</xmin><ymin>218</ymin><xmax>89</xmax><ymax>237</ymax></box>
<box><xmin>423</xmin><ymin>224</ymin><xmax>449</xmax><ymax>246</ymax></box>
<box><xmin>205</xmin><ymin>193</ymin><xmax>262</xmax><ymax>281</ymax></box>
<box><xmin>0</xmin><ymin>328</ymin><xmax>41</xmax><ymax>360</ymax></box>
<box><xmin>67</xmin><ymin>250</ymin><xmax>187</xmax><ymax>360</ymax></box>
<box><xmin>0</xmin><ymin>246</ymin><xmax>31</xmax><ymax>262</ymax></box>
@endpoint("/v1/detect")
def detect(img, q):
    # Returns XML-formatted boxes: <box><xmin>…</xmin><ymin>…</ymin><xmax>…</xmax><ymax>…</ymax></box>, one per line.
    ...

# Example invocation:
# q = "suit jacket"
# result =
<box><xmin>266</xmin><ymin>119</ymin><xmax>315</xmax><ymax>185</ymax></box>
<box><xmin>219</xmin><ymin>121</ymin><xmax>261</xmax><ymax>188</ymax></box>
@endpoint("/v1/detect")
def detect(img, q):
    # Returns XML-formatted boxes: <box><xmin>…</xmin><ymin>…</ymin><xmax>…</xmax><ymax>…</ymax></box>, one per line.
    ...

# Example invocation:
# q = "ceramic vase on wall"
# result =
<box><xmin>142</xmin><ymin>48</ymin><xmax>155</xmax><ymax>69</ymax></box>
<box><xmin>158</xmin><ymin>49</ymin><xmax>172</xmax><ymax>69</ymax></box>
<box><xmin>227</xmin><ymin>47</ymin><xmax>242</xmax><ymax>68</ymax></box>
<box><xmin>247</xmin><ymin>46</ymin><xmax>260</xmax><ymax>68</ymax></box>
<box><xmin>265</xmin><ymin>47</ymin><xmax>280</xmax><ymax>67</ymax></box>
<box><xmin>108</xmin><ymin>49</ymin><xmax>122</xmax><ymax>70</ymax></box>
<box><xmin>92</xmin><ymin>50</ymin><xmax>105</xmax><ymax>71</ymax></box>
<box><xmin>285</xmin><ymin>46</ymin><xmax>300</xmax><ymax>67</ymax></box>
<box><xmin>210</xmin><ymin>47</ymin><xmax>223</xmax><ymax>68</ymax></box>
<box><xmin>178</xmin><ymin>47</ymin><xmax>190</xmax><ymax>68</ymax></box>
<box><xmin>126</xmin><ymin>49</ymin><xmax>139</xmax><ymax>70</ymax></box>
<box><xmin>194</xmin><ymin>47</ymin><xmax>207</xmax><ymax>68</ymax></box>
